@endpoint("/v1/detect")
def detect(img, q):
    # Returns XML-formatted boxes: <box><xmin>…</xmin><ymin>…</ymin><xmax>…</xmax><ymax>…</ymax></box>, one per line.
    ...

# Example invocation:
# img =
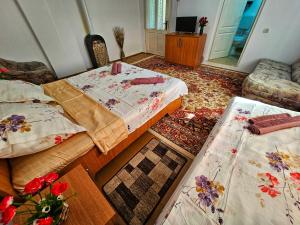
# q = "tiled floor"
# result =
<box><xmin>209</xmin><ymin>55</ymin><xmax>239</xmax><ymax>66</ymax></box>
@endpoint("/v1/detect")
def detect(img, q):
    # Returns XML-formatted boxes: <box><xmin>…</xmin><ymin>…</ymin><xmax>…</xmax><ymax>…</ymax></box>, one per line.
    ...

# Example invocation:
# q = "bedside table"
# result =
<box><xmin>14</xmin><ymin>165</ymin><xmax>115</xmax><ymax>225</ymax></box>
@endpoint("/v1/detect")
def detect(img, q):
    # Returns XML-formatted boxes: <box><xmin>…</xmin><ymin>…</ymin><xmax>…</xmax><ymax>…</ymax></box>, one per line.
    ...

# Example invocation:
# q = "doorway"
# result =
<box><xmin>209</xmin><ymin>0</ymin><xmax>264</xmax><ymax>66</ymax></box>
<box><xmin>145</xmin><ymin>0</ymin><xmax>171</xmax><ymax>56</ymax></box>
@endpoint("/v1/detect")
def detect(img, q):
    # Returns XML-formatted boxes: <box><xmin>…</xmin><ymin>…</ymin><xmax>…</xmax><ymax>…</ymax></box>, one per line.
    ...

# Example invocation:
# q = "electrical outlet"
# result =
<box><xmin>262</xmin><ymin>28</ymin><xmax>269</xmax><ymax>33</ymax></box>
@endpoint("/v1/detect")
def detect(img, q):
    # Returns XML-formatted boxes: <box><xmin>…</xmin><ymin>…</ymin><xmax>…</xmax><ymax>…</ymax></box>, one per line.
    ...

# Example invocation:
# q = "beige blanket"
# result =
<box><xmin>43</xmin><ymin>80</ymin><xmax>128</xmax><ymax>154</ymax></box>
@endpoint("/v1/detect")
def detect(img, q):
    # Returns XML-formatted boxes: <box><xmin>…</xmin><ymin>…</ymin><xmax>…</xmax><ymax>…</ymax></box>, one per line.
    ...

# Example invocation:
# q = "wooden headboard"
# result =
<box><xmin>0</xmin><ymin>159</ymin><xmax>16</xmax><ymax>197</ymax></box>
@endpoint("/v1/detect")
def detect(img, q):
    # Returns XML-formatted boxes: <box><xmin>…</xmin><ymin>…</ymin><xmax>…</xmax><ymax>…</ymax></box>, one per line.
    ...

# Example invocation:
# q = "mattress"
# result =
<box><xmin>67</xmin><ymin>63</ymin><xmax>188</xmax><ymax>133</ymax></box>
<box><xmin>157</xmin><ymin>97</ymin><xmax>300</xmax><ymax>225</ymax></box>
<box><xmin>10</xmin><ymin>132</ymin><xmax>94</xmax><ymax>192</ymax></box>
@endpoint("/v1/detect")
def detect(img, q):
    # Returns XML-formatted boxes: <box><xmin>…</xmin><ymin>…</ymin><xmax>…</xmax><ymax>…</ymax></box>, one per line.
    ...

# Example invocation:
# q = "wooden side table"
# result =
<box><xmin>14</xmin><ymin>165</ymin><xmax>115</xmax><ymax>225</ymax></box>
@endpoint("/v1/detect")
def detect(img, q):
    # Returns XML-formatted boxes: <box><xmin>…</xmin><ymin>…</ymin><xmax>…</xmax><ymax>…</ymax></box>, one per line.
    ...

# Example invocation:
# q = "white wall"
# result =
<box><xmin>0</xmin><ymin>0</ymin><xmax>145</xmax><ymax>77</ymax></box>
<box><xmin>0</xmin><ymin>0</ymin><xmax>49</xmax><ymax>67</ymax></box>
<box><xmin>177</xmin><ymin>0</ymin><xmax>222</xmax><ymax>60</ymax></box>
<box><xmin>84</xmin><ymin>0</ymin><xmax>144</xmax><ymax>61</ymax></box>
<box><xmin>238</xmin><ymin>0</ymin><xmax>300</xmax><ymax>72</ymax></box>
<box><xmin>177</xmin><ymin>0</ymin><xmax>300</xmax><ymax>73</ymax></box>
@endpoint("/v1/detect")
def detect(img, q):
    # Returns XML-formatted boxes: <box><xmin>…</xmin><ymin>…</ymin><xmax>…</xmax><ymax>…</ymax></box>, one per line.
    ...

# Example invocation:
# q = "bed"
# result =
<box><xmin>156</xmin><ymin>97</ymin><xmax>300</xmax><ymax>225</ymax></box>
<box><xmin>0</xmin><ymin>62</ymin><xmax>188</xmax><ymax>195</ymax></box>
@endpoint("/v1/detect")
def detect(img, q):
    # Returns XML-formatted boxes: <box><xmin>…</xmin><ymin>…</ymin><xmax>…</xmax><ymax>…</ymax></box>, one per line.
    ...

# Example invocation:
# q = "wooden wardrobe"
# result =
<box><xmin>165</xmin><ymin>33</ymin><xmax>207</xmax><ymax>69</ymax></box>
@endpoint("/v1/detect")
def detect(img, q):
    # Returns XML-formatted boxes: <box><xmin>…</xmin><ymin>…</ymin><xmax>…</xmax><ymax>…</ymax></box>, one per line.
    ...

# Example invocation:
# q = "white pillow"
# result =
<box><xmin>0</xmin><ymin>103</ymin><xmax>86</xmax><ymax>158</ymax></box>
<box><xmin>0</xmin><ymin>80</ymin><xmax>54</xmax><ymax>103</ymax></box>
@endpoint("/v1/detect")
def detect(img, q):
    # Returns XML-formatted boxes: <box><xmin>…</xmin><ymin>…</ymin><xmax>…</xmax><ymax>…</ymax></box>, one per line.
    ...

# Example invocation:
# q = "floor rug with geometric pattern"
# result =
<box><xmin>103</xmin><ymin>138</ymin><xmax>187</xmax><ymax>225</ymax></box>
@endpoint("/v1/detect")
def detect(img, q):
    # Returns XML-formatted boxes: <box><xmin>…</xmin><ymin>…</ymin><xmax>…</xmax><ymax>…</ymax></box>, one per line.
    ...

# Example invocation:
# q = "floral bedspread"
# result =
<box><xmin>158</xmin><ymin>97</ymin><xmax>300</xmax><ymax>225</ymax></box>
<box><xmin>67</xmin><ymin>63</ymin><xmax>188</xmax><ymax>133</ymax></box>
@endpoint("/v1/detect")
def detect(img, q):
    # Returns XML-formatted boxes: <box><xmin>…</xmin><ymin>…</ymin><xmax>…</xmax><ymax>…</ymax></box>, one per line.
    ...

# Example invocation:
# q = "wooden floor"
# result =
<box><xmin>95</xmin><ymin>132</ymin><xmax>192</xmax><ymax>225</ymax></box>
<box><xmin>122</xmin><ymin>52</ymin><xmax>154</xmax><ymax>64</ymax></box>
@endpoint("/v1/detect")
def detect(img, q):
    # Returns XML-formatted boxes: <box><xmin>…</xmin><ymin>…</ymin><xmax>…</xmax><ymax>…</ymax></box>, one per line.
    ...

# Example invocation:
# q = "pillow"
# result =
<box><xmin>0</xmin><ymin>103</ymin><xmax>86</xmax><ymax>158</ymax></box>
<box><xmin>0</xmin><ymin>80</ymin><xmax>53</xmax><ymax>103</ymax></box>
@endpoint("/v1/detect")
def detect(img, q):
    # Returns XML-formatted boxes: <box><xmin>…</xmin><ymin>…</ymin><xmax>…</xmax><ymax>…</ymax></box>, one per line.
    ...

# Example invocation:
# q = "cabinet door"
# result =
<box><xmin>180</xmin><ymin>37</ymin><xmax>200</xmax><ymax>67</ymax></box>
<box><xmin>165</xmin><ymin>35</ymin><xmax>181</xmax><ymax>64</ymax></box>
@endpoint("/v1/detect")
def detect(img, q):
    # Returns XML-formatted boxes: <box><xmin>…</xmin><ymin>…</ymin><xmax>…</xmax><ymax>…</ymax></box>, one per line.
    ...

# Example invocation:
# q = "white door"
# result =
<box><xmin>210</xmin><ymin>0</ymin><xmax>248</xmax><ymax>59</ymax></box>
<box><xmin>145</xmin><ymin>0</ymin><xmax>170</xmax><ymax>56</ymax></box>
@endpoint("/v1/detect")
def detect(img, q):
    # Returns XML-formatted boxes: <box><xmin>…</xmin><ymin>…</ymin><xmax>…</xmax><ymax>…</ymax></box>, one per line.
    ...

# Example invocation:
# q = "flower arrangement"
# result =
<box><xmin>199</xmin><ymin>17</ymin><xmax>208</xmax><ymax>35</ymax></box>
<box><xmin>113</xmin><ymin>26</ymin><xmax>125</xmax><ymax>59</ymax></box>
<box><xmin>0</xmin><ymin>67</ymin><xmax>9</xmax><ymax>74</ymax></box>
<box><xmin>0</xmin><ymin>172</ymin><xmax>72</xmax><ymax>225</ymax></box>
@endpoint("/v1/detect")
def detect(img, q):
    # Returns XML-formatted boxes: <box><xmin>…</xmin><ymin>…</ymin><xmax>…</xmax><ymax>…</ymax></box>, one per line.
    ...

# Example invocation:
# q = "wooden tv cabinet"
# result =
<box><xmin>165</xmin><ymin>33</ymin><xmax>207</xmax><ymax>69</ymax></box>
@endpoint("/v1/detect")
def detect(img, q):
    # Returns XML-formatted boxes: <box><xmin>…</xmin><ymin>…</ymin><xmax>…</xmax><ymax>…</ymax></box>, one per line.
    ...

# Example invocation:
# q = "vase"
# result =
<box><xmin>57</xmin><ymin>202</ymin><xmax>69</xmax><ymax>225</ymax></box>
<box><xmin>199</xmin><ymin>26</ymin><xmax>204</xmax><ymax>35</ymax></box>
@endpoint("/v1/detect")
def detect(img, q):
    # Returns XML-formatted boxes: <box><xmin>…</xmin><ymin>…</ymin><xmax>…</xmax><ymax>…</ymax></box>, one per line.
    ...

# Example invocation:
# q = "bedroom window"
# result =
<box><xmin>146</xmin><ymin>0</ymin><xmax>168</xmax><ymax>30</ymax></box>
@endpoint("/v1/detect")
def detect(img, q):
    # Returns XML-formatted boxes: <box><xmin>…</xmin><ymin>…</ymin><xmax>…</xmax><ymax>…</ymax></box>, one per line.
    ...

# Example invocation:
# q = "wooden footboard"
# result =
<box><xmin>62</xmin><ymin>97</ymin><xmax>182</xmax><ymax>178</ymax></box>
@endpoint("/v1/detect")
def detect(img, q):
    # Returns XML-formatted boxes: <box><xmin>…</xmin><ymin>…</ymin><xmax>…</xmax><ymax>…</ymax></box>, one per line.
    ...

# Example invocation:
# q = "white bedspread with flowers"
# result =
<box><xmin>67</xmin><ymin>63</ymin><xmax>188</xmax><ymax>133</ymax></box>
<box><xmin>158</xmin><ymin>97</ymin><xmax>300</xmax><ymax>225</ymax></box>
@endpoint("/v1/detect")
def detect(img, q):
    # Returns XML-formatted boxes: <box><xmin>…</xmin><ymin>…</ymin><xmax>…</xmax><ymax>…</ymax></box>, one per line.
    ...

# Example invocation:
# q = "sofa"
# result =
<box><xmin>242</xmin><ymin>58</ymin><xmax>300</xmax><ymax>111</ymax></box>
<box><xmin>0</xmin><ymin>58</ymin><xmax>56</xmax><ymax>85</ymax></box>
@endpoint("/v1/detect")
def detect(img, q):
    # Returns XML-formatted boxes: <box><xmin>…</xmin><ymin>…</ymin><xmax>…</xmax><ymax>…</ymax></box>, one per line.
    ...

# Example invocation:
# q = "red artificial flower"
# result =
<box><xmin>0</xmin><ymin>206</ymin><xmax>16</xmax><ymax>225</ymax></box>
<box><xmin>35</xmin><ymin>217</ymin><xmax>54</xmax><ymax>225</ymax></box>
<box><xmin>199</xmin><ymin>17</ymin><xmax>208</xmax><ymax>26</ymax></box>
<box><xmin>54</xmin><ymin>136</ymin><xmax>62</xmax><ymax>145</ymax></box>
<box><xmin>0</xmin><ymin>196</ymin><xmax>13</xmax><ymax>212</ymax></box>
<box><xmin>41</xmin><ymin>172</ymin><xmax>59</xmax><ymax>184</ymax></box>
<box><xmin>0</xmin><ymin>67</ymin><xmax>9</xmax><ymax>73</ymax></box>
<box><xmin>24</xmin><ymin>178</ymin><xmax>43</xmax><ymax>195</ymax></box>
<box><xmin>51</xmin><ymin>182</ymin><xmax>68</xmax><ymax>196</ymax></box>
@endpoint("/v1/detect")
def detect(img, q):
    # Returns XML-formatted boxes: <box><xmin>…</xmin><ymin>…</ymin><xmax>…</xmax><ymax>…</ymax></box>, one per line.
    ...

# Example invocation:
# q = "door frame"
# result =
<box><xmin>144</xmin><ymin>0</ymin><xmax>172</xmax><ymax>56</ymax></box>
<box><xmin>208</xmin><ymin>0</ymin><xmax>266</xmax><ymax>66</ymax></box>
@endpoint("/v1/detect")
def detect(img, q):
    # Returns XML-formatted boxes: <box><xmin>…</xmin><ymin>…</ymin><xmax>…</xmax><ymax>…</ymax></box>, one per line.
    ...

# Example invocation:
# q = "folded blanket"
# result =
<box><xmin>248</xmin><ymin>115</ymin><xmax>300</xmax><ymax>135</ymax></box>
<box><xmin>117</xmin><ymin>62</ymin><xmax>122</xmax><ymax>73</ymax></box>
<box><xmin>131</xmin><ymin>77</ymin><xmax>164</xmax><ymax>85</ymax></box>
<box><xmin>248</xmin><ymin>113</ymin><xmax>291</xmax><ymax>124</ymax></box>
<box><xmin>43</xmin><ymin>80</ymin><xmax>128</xmax><ymax>154</ymax></box>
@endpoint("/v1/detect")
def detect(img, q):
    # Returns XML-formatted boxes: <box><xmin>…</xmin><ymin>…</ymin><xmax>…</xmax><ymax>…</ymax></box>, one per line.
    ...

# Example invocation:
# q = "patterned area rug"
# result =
<box><xmin>134</xmin><ymin>56</ymin><xmax>247</xmax><ymax>156</ymax></box>
<box><xmin>103</xmin><ymin>138</ymin><xmax>187</xmax><ymax>225</ymax></box>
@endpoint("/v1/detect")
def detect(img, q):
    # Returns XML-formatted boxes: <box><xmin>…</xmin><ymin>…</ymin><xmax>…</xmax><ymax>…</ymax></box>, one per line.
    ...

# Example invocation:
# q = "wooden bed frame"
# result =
<box><xmin>0</xmin><ymin>97</ymin><xmax>182</xmax><ymax>197</ymax></box>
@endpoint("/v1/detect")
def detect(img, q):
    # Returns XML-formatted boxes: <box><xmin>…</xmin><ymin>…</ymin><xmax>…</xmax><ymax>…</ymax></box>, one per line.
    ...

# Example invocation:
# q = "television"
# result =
<box><xmin>176</xmin><ymin>16</ymin><xmax>197</xmax><ymax>33</ymax></box>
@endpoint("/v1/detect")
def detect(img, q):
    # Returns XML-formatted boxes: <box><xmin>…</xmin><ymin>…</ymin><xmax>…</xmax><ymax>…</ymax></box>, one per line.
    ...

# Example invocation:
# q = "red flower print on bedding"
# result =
<box><xmin>290</xmin><ymin>172</ymin><xmax>300</xmax><ymax>190</ymax></box>
<box><xmin>138</xmin><ymin>97</ymin><xmax>148</xmax><ymax>104</ymax></box>
<box><xmin>257</xmin><ymin>172</ymin><xmax>281</xmax><ymax>198</ymax></box>
<box><xmin>234</xmin><ymin>115</ymin><xmax>248</xmax><ymax>122</ymax></box>
<box><xmin>231</xmin><ymin>148</ymin><xmax>237</xmax><ymax>154</ymax></box>
<box><xmin>55</xmin><ymin>136</ymin><xmax>62</xmax><ymax>145</ymax></box>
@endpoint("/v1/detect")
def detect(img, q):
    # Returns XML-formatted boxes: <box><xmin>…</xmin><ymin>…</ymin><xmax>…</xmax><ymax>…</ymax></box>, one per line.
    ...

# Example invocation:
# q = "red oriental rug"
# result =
<box><xmin>135</xmin><ymin>56</ymin><xmax>247</xmax><ymax>156</ymax></box>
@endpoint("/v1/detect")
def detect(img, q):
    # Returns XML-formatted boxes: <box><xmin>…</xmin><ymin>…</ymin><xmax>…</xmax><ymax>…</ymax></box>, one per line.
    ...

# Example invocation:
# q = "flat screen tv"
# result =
<box><xmin>176</xmin><ymin>16</ymin><xmax>197</xmax><ymax>33</ymax></box>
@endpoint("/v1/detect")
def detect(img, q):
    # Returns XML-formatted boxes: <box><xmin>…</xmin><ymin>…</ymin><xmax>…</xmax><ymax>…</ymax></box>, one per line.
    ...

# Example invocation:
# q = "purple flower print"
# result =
<box><xmin>195</xmin><ymin>175</ymin><xmax>224</xmax><ymax>207</ymax></box>
<box><xmin>266</xmin><ymin>152</ymin><xmax>289</xmax><ymax>172</ymax></box>
<box><xmin>237</xmin><ymin>108</ymin><xmax>251</xmax><ymax>114</ymax></box>
<box><xmin>0</xmin><ymin>115</ymin><xmax>31</xmax><ymax>141</ymax></box>
<box><xmin>150</xmin><ymin>91</ymin><xmax>162</xmax><ymax>98</ymax></box>
<box><xmin>81</xmin><ymin>84</ymin><xmax>94</xmax><ymax>92</ymax></box>
<box><xmin>105</xmin><ymin>99</ymin><xmax>120</xmax><ymax>109</ymax></box>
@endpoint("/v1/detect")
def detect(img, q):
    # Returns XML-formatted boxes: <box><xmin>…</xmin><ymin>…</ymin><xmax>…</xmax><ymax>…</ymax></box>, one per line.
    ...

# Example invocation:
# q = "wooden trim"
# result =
<box><xmin>0</xmin><ymin>159</ymin><xmax>17</xmax><ymax>196</ymax></box>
